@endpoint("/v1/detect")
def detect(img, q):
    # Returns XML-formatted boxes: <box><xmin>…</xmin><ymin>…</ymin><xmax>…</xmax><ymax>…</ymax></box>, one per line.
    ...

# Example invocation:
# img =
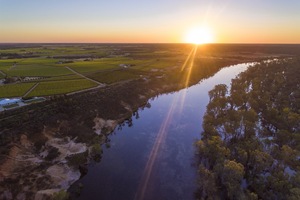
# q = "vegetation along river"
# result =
<box><xmin>71</xmin><ymin>62</ymin><xmax>254</xmax><ymax>200</ymax></box>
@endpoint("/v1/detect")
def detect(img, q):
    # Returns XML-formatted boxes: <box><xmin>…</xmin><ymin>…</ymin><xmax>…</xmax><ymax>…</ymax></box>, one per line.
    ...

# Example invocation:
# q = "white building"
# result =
<box><xmin>0</xmin><ymin>98</ymin><xmax>22</xmax><ymax>107</ymax></box>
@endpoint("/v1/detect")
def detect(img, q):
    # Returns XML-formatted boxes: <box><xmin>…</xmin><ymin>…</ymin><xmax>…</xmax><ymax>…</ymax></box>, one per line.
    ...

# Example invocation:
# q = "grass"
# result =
<box><xmin>27</xmin><ymin>79</ymin><xmax>98</xmax><ymax>97</ymax></box>
<box><xmin>0</xmin><ymin>58</ymin><xmax>72</xmax><ymax>77</ymax></box>
<box><xmin>0</xmin><ymin>59</ymin><xmax>23</xmax><ymax>71</ymax></box>
<box><xmin>37</xmin><ymin>74</ymin><xmax>83</xmax><ymax>82</ymax></box>
<box><xmin>66</xmin><ymin>57</ymin><xmax>144</xmax><ymax>73</ymax></box>
<box><xmin>66</xmin><ymin>60</ymin><xmax>117</xmax><ymax>73</ymax></box>
<box><xmin>6</xmin><ymin>66</ymin><xmax>72</xmax><ymax>77</ymax></box>
<box><xmin>0</xmin><ymin>46</ymin><xmax>108</xmax><ymax>57</ymax></box>
<box><xmin>88</xmin><ymin>69</ymin><xmax>141</xmax><ymax>84</ymax></box>
<box><xmin>0</xmin><ymin>83</ymin><xmax>35</xmax><ymax>98</ymax></box>
<box><xmin>0</xmin><ymin>44</ymin><xmax>192</xmax><ymax>97</ymax></box>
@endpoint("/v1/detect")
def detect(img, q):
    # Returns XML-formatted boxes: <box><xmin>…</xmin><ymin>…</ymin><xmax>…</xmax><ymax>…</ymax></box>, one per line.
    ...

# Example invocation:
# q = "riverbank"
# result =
<box><xmin>0</xmin><ymin>51</ymin><xmax>289</xmax><ymax>199</ymax></box>
<box><xmin>70</xmin><ymin>62</ymin><xmax>259</xmax><ymax>200</ymax></box>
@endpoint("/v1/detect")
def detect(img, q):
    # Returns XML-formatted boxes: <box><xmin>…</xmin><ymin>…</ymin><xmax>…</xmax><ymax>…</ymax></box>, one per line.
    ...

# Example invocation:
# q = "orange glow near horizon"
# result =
<box><xmin>1</xmin><ymin>22</ymin><xmax>300</xmax><ymax>44</ymax></box>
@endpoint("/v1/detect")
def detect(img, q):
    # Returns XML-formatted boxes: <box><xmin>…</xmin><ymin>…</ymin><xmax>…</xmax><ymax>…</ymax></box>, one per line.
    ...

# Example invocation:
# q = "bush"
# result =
<box><xmin>52</xmin><ymin>190</ymin><xmax>69</xmax><ymax>200</ymax></box>
<box><xmin>66</xmin><ymin>151</ymin><xmax>88</xmax><ymax>167</ymax></box>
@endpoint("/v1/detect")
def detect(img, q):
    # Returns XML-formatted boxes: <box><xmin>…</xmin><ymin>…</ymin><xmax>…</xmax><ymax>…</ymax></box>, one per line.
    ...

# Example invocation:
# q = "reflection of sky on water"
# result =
<box><xmin>74</xmin><ymin>63</ymin><xmax>251</xmax><ymax>200</ymax></box>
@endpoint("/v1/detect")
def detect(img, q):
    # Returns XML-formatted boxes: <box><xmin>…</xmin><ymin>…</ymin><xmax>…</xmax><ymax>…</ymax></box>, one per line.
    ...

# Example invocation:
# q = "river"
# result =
<box><xmin>72</xmin><ymin>62</ymin><xmax>253</xmax><ymax>200</ymax></box>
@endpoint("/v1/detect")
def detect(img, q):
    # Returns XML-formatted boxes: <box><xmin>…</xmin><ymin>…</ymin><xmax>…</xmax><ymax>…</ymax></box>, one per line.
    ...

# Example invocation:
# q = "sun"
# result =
<box><xmin>185</xmin><ymin>26</ymin><xmax>214</xmax><ymax>45</ymax></box>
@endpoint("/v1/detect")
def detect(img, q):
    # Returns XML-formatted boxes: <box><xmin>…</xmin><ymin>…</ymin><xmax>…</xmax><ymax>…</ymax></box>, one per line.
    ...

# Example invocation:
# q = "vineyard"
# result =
<box><xmin>26</xmin><ymin>79</ymin><xmax>98</xmax><ymax>97</ymax></box>
<box><xmin>0</xmin><ymin>83</ymin><xmax>35</xmax><ymax>98</ymax></box>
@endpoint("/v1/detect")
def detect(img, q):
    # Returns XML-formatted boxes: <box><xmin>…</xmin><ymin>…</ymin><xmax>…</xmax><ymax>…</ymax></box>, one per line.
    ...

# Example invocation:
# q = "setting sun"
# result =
<box><xmin>185</xmin><ymin>27</ymin><xmax>214</xmax><ymax>45</ymax></box>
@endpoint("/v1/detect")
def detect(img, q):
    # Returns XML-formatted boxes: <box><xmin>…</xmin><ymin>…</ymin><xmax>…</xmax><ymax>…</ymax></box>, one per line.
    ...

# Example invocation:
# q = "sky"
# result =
<box><xmin>0</xmin><ymin>0</ymin><xmax>300</xmax><ymax>43</ymax></box>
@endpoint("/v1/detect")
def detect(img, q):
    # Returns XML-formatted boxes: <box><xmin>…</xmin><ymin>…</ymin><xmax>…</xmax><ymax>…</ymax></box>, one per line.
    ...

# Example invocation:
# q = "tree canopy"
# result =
<box><xmin>196</xmin><ymin>58</ymin><xmax>300</xmax><ymax>199</ymax></box>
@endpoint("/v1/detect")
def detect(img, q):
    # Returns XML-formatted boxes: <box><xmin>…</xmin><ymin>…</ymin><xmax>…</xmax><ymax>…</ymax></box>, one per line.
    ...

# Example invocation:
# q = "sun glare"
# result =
<box><xmin>185</xmin><ymin>26</ymin><xmax>214</xmax><ymax>45</ymax></box>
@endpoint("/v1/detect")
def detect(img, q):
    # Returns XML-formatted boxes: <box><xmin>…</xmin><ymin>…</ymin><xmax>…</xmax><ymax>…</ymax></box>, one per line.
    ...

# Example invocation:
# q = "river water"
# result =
<box><xmin>73</xmin><ymin>63</ymin><xmax>252</xmax><ymax>200</ymax></box>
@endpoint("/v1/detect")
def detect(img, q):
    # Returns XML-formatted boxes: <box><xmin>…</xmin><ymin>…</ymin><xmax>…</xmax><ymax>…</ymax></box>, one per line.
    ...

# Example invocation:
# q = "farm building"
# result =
<box><xmin>0</xmin><ymin>98</ymin><xmax>22</xmax><ymax>107</ymax></box>
<box><xmin>119</xmin><ymin>64</ymin><xmax>130</xmax><ymax>68</ymax></box>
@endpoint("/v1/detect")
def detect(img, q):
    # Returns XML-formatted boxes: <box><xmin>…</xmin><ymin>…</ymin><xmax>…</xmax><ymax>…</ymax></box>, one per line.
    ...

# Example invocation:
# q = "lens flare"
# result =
<box><xmin>135</xmin><ymin>46</ymin><xmax>199</xmax><ymax>200</ymax></box>
<box><xmin>185</xmin><ymin>26</ymin><xmax>214</xmax><ymax>45</ymax></box>
<box><xmin>135</xmin><ymin>95</ymin><xmax>180</xmax><ymax>200</ymax></box>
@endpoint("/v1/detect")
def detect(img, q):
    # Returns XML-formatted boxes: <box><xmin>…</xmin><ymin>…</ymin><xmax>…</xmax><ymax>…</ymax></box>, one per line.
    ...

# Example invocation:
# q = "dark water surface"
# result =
<box><xmin>73</xmin><ymin>63</ymin><xmax>252</xmax><ymax>200</ymax></box>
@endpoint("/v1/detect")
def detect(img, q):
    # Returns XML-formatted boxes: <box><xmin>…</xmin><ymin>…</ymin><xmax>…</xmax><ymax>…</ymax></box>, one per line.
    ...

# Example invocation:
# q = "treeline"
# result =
<box><xmin>0</xmin><ymin>52</ymin><xmax>39</xmax><ymax>59</ymax></box>
<box><xmin>196</xmin><ymin>58</ymin><xmax>300</xmax><ymax>199</ymax></box>
<box><xmin>195</xmin><ymin>44</ymin><xmax>300</xmax><ymax>56</ymax></box>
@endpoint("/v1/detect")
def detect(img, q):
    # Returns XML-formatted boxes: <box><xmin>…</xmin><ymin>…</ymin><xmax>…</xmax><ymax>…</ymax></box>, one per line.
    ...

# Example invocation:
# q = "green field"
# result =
<box><xmin>0</xmin><ymin>59</ymin><xmax>23</xmax><ymax>71</ymax></box>
<box><xmin>40</xmin><ymin>74</ymin><xmax>83</xmax><ymax>82</ymax></box>
<box><xmin>2</xmin><ymin>58</ymin><xmax>72</xmax><ymax>77</ymax></box>
<box><xmin>6</xmin><ymin>66</ymin><xmax>72</xmax><ymax>77</ymax></box>
<box><xmin>66</xmin><ymin>57</ymin><xmax>147</xmax><ymax>74</ymax></box>
<box><xmin>0</xmin><ymin>45</ymin><xmax>109</xmax><ymax>58</ymax></box>
<box><xmin>0</xmin><ymin>44</ymin><xmax>190</xmax><ymax>97</ymax></box>
<box><xmin>0</xmin><ymin>83</ymin><xmax>35</xmax><ymax>98</ymax></box>
<box><xmin>88</xmin><ymin>69</ymin><xmax>141</xmax><ymax>84</ymax></box>
<box><xmin>132</xmin><ymin>58</ymin><xmax>181</xmax><ymax>71</ymax></box>
<box><xmin>66</xmin><ymin>60</ymin><xmax>118</xmax><ymax>73</ymax></box>
<box><xmin>27</xmin><ymin>79</ymin><xmax>98</xmax><ymax>97</ymax></box>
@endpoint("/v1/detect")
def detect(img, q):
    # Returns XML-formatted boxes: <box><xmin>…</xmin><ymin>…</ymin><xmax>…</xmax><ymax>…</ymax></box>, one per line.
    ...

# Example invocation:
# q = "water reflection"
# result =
<box><xmin>72</xmin><ymin>63</ymin><xmax>252</xmax><ymax>200</ymax></box>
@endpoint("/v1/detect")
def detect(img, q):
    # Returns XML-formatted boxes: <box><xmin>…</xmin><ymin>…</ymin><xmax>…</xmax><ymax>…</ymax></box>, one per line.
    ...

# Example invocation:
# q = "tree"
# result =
<box><xmin>196</xmin><ymin>58</ymin><xmax>300</xmax><ymax>199</ymax></box>
<box><xmin>220</xmin><ymin>160</ymin><xmax>244</xmax><ymax>199</ymax></box>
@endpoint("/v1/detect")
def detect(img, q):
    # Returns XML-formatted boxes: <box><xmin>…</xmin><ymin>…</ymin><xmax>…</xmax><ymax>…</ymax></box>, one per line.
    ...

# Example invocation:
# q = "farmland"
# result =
<box><xmin>0</xmin><ymin>82</ymin><xmax>35</xmax><ymax>98</ymax></box>
<box><xmin>1</xmin><ymin>44</ymin><xmax>300</xmax><ymax>99</ymax></box>
<box><xmin>2</xmin><ymin>44</ymin><xmax>300</xmax><ymax>99</ymax></box>
<box><xmin>0</xmin><ymin>44</ymin><xmax>192</xmax><ymax>98</ymax></box>
<box><xmin>26</xmin><ymin>79</ymin><xmax>98</xmax><ymax>97</ymax></box>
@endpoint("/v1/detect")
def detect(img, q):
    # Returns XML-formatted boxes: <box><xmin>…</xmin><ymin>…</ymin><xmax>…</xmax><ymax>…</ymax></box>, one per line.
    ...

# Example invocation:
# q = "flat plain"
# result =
<box><xmin>2</xmin><ymin>43</ymin><xmax>299</xmax><ymax>99</ymax></box>
<box><xmin>0</xmin><ymin>44</ymin><xmax>298</xmax><ymax>98</ymax></box>
<box><xmin>0</xmin><ymin>44</ymin><xmax>192</xmax><ymax>97</ymax></box>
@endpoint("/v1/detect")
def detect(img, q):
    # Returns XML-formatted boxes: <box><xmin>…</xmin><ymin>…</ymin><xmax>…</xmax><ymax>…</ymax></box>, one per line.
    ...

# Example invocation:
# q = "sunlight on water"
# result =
<box><xmin>135</xmin><ymin>46</ymin><xmax>199</xmax><ymax>199</ymax></box>
<box><xmin>74</xmin><ymin>62</ymin><xmax>254</xmax><ymax>200</ymax></box>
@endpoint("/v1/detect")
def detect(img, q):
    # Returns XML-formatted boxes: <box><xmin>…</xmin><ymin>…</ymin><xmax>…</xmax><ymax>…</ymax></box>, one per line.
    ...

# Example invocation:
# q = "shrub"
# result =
<box><xmin>52</xmin><ymin>190</ymin><xmax>69</xmax><ymax>200</ymax></box>
<box><xmin>66</xmin><ymin>151</ymin><xmax>88</xmax><ymax>167</ymax></box>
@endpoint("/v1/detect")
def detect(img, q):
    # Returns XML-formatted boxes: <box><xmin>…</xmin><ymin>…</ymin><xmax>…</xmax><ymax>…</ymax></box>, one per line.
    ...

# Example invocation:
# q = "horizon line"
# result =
<box><xmin>0</xmin><ymin>42</ymin><xmax>300</xmax><ymax>45</ymax></box>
